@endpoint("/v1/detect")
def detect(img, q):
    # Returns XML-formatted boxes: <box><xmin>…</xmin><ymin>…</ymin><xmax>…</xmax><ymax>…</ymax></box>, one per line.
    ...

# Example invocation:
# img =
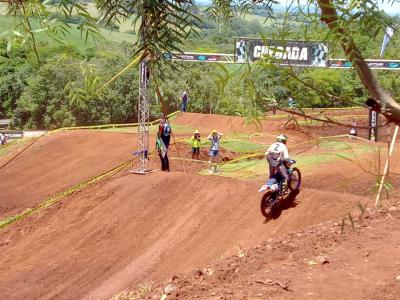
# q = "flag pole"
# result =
<box><xmin>375</xmin><ymin>26</ymin><xmax>395</xmax><ymax>206</ymax></box>
<box><xmin>375</xmin><ymin>125</ymin><xmax>398</xmax><ymax>207</ymax></box>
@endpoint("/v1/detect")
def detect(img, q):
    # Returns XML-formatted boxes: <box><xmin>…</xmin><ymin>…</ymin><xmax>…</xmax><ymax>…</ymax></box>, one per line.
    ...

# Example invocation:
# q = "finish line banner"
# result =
<box><xmin>163</xmin><ymin>52</ymin><xmax>234</xmax><ymax>63</ymax></box>
<box><xmin>328</xmin><ymin>59</ymin><xmax>400</xmax><ymax>70</ymax></box>
<box><xmin>234</xmin><ymin>38</ymin><xmax>329</xmax><ymax>67</ymax></box>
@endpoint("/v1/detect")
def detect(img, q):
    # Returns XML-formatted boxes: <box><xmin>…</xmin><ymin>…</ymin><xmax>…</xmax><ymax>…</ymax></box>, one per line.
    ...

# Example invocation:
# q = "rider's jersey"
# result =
<box><xmin>265</xmin><ymin>142</ymin><xmax>289</xmax><ymax>164</ymax></box>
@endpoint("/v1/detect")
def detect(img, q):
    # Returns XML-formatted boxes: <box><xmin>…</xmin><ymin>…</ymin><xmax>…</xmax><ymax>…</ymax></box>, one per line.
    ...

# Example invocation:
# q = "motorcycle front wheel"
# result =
<box><xmin>288</xmin><ymin>167</ymin><xmax>301</xmax><ymax>192</ymax></box>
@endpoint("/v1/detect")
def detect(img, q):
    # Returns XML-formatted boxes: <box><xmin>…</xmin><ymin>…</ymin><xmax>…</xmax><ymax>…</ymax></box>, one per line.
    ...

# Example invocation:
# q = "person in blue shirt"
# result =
<box><xmin>181</xmin><ymin>91</ymin><xmax>188</xmax><ymax>112</ymax></box>
<box><xmin>158</xmin><ymin>116</ymin><xmax>172</xmax><ymax>171</ymax></box>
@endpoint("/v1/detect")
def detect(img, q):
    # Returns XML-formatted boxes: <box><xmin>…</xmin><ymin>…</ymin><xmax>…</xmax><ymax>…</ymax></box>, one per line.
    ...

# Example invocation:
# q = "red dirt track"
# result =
<box><xmin>0</xmin><ymin>111</ymin><xmax>399</xmax><ymax>300</ymax></box>
<box><xmin>0</xmin><ymin>173</ymin><xmax>368</xmax><ymax>300</ymax></box>
<box><xmin>0</xmin><ymin>131</ymin><xmax>136</xmax><ymax>218</ymax></box>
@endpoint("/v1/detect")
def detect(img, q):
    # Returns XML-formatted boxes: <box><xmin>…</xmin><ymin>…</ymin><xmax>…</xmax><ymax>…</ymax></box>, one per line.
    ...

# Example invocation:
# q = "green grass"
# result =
<box><xmin>182</xmin><ymin>133</ymin><xmax>265</xmax><ymax>154</ymax></box>
<box><xmin>295</xmin><ymin>115</ymin><xmax>368</xmax><ymax>126</ymax></box>
<box><xmin>199</xmin><ymin>139</ymin><xmax>378</xmax><ymax>179</ymax></box>
<box><xmin>220</xmin><ymin>139</ymin><xmax>265</xmax><ymax>153</ymax></box>
<box><xmin>0</xmin><ymin>138</ymin><xmax>33</xmax><ymax>157</ymax></box>
<box><xmin>243</xmin><ymin>14</ymin><xmax>272</xmax><ymax>25</ymax></box>
<box><xmin>0</xmin><ymin>3</ymin><xmax>6</xmax><ymax>15</ymax></box>
<box><xmin>166</xmin><ymin>123</ymin><xmax>197</xmax><ymax>134</ymax></box>
<box><xmin>199</xmin><ymin>159</ymin><xmax>266</xmax><ymax>178</ymax></box>
<box><xmin>0</xmin><ymin>15</ymin><xmax>136</xmax><ymax>51</ymax></box>
<box><xmin>318</xmin><ymin>139</ymin><xmax>375</xmax><ymax>152</ymax></box>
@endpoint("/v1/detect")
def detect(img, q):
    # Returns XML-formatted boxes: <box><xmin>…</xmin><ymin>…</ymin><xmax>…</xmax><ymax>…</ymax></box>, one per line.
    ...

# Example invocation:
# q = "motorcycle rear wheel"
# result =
<box><xmin>260</xmin><ymin>192</ymin><xmax>275</xmax><ymax>218</ymax></box>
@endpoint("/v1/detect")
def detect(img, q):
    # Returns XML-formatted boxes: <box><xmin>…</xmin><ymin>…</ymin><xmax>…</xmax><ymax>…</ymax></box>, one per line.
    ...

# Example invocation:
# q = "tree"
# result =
<box><xmin>3</xmin><ymin>0</ymin><xmax>400</xmax><ymax>125</ymax></box>
<box><xmin>316</xmin><ymin>0</ymin><xmax>400</xmax><ymax>123</ymax></box>
<box><xmin>2</xmin><ymin>0</ymin><xmax>100</xmax><ymax>66</ymax></box>
<box><xmin>90</xmin><ymin>0</ymin><xmax>400</xmax><ymax>126</ymax></box>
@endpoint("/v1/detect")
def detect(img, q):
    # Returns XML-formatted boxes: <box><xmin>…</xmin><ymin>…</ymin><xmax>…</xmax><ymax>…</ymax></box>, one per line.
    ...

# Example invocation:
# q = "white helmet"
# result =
<box><xmin>277</xmin><ymin>134</ymin><xmax>288</xmax><ymax>143</ymax></box>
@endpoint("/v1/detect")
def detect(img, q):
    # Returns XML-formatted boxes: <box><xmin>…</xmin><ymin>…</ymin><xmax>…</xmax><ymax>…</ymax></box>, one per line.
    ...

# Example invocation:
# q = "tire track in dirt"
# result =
<box><xmin>0</xmin><ymin>172</ymin><xmax>370</xmax><ymax>300</ymax></box>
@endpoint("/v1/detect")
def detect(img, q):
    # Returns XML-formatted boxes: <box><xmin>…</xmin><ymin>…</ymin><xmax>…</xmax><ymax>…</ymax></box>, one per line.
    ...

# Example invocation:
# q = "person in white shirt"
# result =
<box><xmin>207</xmin><ymin>129</ymin><xmax>223</xmax><ymax>173</ymax></box>
<box><xmin>349</xmin><ymin>119</ymin><xmax>358</xmax><ymax>136</ymax></box>
<box><xmin>265</xmin><ymin>134</ymin><xmax>290</xmax><ymax>183</ymax></box>
<box><xmin>0</xmin><ymin>132</ymin><xmax>6</xmax><ymax>146</ymax></box>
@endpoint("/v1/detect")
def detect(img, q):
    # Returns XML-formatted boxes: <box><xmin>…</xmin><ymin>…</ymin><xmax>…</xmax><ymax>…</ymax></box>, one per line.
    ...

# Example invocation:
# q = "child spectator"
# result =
<box><xmin>190</xmin><ymin>130</ymin><xmax>201</xmax><ymax>160</ymax></box>
<box><xmin>207</xmin><ymin>129</ymin><xmax>223</xmax><ymax>173</ymax></box>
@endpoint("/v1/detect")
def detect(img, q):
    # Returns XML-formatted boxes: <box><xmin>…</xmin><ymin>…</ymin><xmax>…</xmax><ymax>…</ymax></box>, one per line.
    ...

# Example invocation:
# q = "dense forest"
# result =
<box><xmin>1</xmin><ymin>2</ymin><xmax>400</xmax><ymax>129</ymax></box>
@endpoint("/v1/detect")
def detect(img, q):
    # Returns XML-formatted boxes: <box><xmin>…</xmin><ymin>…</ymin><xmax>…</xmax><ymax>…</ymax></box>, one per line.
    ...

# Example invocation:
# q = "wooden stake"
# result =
<box><xmin>165</xmin><ymin>115</ymin><xmax>186</xmax><ymax>173</ymax></box>
<box><xmin>375</xmin><ymin>125</ymin><xmax>399</xmax><ymax>207</ymax></box>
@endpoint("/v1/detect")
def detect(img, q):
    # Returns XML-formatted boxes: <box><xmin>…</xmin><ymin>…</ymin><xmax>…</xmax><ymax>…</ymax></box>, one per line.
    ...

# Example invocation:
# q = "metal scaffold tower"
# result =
<box><xmin>135</xmin><ymin>59</ymin><xmax>150</xmax><ymax>173</ymax></box>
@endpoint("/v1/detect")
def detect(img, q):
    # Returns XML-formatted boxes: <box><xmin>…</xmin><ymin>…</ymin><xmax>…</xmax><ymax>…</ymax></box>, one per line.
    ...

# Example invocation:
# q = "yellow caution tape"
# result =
<box><xmin>0</xmin><ymin>159</ymin><xmax>134</xmax><ymax>230</ymax></box>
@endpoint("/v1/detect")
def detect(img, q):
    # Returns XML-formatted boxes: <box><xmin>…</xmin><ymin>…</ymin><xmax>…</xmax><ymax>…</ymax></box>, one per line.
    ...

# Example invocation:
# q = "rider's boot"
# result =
<box><xmin>213</xmin><ymin>165</ymin><xmax>218</xmax><ymax>173</ymax></box>
<box><xmin>208</xmin><ymin>161</ymin><xmax>213</xmax><ymax>173</ymax></box>
<box><xmin>282</xmin><ymin>180</ymin><xmax>288</xmax><ymax>191</ymax></box>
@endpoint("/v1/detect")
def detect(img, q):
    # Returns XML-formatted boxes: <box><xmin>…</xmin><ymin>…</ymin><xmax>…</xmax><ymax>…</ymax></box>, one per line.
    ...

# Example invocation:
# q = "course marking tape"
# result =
<box><xmin>219</xmin><ymin>134</ymin><xmax>372</xmax><ymax>166</ymax></box>
<box><xmin>51</xmin><ymin>111</ymin><xmax>180</xmax><ymax>133</ymax></box>
<box><xmin>0</xmin><ymin>159</ymin><xmax>134</xmax><ymax>230</ymax></box>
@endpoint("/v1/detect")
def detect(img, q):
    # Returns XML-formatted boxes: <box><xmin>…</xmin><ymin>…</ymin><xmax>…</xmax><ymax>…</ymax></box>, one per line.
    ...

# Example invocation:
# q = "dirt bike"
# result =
<box><xmin>259</xmin><ymin>159</ymin><xmax>301</xmax><ymax>218</ymax></box>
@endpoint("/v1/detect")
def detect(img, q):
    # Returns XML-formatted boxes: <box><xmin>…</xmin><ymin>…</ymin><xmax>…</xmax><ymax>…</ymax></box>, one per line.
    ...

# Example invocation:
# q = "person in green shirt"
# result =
<box><xmin>156</xmin><ymin>132</ymin><xmax>168</xmax><ymax>171</ymax></box>
<box><xmin>190</xmin><ymin>130</ymin><xmax>201</xmax><ymax>160</ymax></box>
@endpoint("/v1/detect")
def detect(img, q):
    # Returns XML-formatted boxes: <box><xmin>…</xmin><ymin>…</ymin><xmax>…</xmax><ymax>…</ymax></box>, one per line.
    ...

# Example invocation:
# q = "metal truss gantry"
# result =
<box><xmin>136</xmin><ymin>59</ymin><xmax>150</xmax><ymax>173</ymax></box>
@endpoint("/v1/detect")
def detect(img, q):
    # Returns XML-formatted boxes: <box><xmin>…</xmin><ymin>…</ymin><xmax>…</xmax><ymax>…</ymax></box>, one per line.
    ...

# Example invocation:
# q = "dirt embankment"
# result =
<box><xmin>1</xmin><ymin>111</ymin><xmax>399</xmax><ymax>300</ymax></box>
<box><xmin>0</xmin><ymin>130</ymin><xmax>137</xmax><ymax>219</ymax></box>
<box><xmin>144</xmin><ymin>202</ymin><xmax>400</xmax><ymax>300</ymax></box>
<box><xmin>0</xmin><ymin>171</ymin><xmax>369</xmax><ymax>300</ymax></box>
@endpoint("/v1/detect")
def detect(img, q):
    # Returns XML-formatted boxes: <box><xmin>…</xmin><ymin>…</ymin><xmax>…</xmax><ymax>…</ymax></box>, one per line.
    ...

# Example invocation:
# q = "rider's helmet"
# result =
<box><xmin>277</xmin><ymin>134</ymin><xmax>288</xmax><ymax>144</ymax></box>
<box><xmin>212</xmin><ymin>129</ymin><xmax>217</xmax><ymax>135</ymax></box>
<box><xmin>194</xmin><ymin>130</ymin><xmax>199</xmax><ymax>134</ymax></box>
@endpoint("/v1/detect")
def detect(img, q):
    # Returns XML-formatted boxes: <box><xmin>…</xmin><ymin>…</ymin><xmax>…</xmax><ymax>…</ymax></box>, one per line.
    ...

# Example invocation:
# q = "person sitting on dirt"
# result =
<box><xmin>265</xmin><ymin>134</ymin><xmax>290</xmax><ymax>186</ymax></box>
<box><xmin>0</xmin><ymin>132</ymin><xmax>6</xmax><ymax>146</ymax></box>
<box><xmin>349</xmin><ymin>119</ymin><xmax>358</xmax><ymax>137</ymax></box>
<box><xmin>190</xmin><ymin>130</ymin><xmax>201</xmax><ymax>160</ymax></box>
<box><xmin>207</xmin><ymin>130</ymin><xmax>223</xmax><ymax>173</ymax></box>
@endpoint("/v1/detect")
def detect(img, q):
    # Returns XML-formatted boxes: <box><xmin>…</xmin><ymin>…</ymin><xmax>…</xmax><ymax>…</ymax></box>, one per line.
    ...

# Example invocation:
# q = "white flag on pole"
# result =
<box><xmin>380</xmin><ymin>26</ymin><xmax>395</xmax><ymax>57</ymax></box>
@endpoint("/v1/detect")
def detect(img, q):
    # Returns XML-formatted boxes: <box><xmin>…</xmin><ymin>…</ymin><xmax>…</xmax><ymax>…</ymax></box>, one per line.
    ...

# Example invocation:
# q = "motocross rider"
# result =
<box><xmin>265</xmin><ymin>134</ymin><xmax>290</xmax><ymax>186</ymax></box>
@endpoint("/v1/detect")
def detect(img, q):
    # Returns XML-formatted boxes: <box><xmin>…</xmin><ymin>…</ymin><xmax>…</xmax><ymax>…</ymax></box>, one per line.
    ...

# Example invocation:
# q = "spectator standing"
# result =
<box><xmin>207</xmin><ymin>129</ymin><xmax>223</xmax><ymax>173</ymax></box>
<box><xmin>181</xmin><ymin>90</ymin><xmax>188</xmax><ymax>112</ymax></box>
<box><xmin>156</xmin><ymin>132</ymin><xmax>168</xmax><ymax>171</ymax></box>
<box><xmin>190</xmin><ymin>130</ymin><xmax>201</xmax><ymax>160</ymax></box>
<box><xmin>158</xmin><ymin>116</ymin><xmax>172</xmax><ymax>171</ymax></box>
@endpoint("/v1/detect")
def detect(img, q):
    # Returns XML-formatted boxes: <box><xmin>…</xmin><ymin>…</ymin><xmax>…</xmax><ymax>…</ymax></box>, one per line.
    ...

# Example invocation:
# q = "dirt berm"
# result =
<box><xmin>0</xmin><ymin>130</ymin><xmax>136</xmax><ymax>219</ymax></box>
<box><xmin>0</xmin><ymin>171</ymin><xmax>367</xmax><ymax>300</ymax></box>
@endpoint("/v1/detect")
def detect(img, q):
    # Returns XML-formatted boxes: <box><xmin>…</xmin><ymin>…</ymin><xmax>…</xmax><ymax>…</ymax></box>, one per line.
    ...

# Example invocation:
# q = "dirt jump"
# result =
<box><xmin>0</xmin><ymin>111</ymin><xmax>399</xmax><ymax>300</ymax></box>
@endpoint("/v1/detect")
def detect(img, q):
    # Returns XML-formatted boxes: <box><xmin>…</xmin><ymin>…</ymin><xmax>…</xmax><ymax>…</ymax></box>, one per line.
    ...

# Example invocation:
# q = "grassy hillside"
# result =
<box><xmin>0</xmin><ymin>15</ymin><xmax>136</xmax><ymax>51</ymax></box>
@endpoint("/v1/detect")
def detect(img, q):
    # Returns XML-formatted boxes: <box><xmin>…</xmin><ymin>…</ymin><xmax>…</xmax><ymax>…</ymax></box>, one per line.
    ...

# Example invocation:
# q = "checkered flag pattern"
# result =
<box><xmin>236</xmin><ymin>40</ymin><xmax>247</xmax><ymax>63</ymax></box>
<box><xmin>311</xmin><ymin>43</ymin><xmax>328</xmax><ymax>66</ymax></box>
